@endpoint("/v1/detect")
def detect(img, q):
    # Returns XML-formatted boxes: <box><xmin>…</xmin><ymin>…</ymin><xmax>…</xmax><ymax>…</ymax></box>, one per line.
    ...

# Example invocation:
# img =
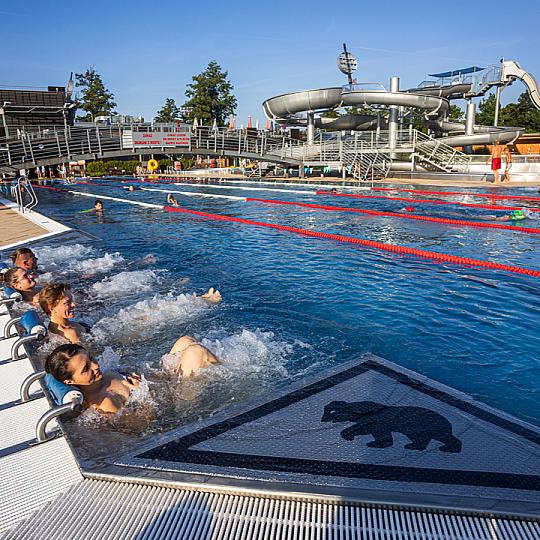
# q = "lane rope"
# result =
<box><xmin>141</xmin><ymin>187</ymin><xmax>246</xmax><ymax>201</ymax></box>
<box><xmin>163</xmin><ymin>205</ymin><xmax>540</xmax><ymax>277</ymax></box>
<box><xmin>373</xmin><ymin>187</ymin><xmax>540</xmax><ymax>202</ymax></box>
<box><xmin>173</xmin><ymin>182</ymin><xmax>314</xmax><ymax>195</ymax></box>
<box><xmin>316</xmin><ymin>190</ymin><xmax>540</xmax><ymax>212</ymax></box>
<box><xmin>246</xmin><ymin>198</ymin><xmax>540</xmax><ymax>234</ymax></box>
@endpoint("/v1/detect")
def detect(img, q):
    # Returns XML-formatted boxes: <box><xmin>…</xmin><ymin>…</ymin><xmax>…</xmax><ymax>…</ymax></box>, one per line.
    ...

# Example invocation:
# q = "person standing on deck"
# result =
<box><xmin>503</xmin><ymin>145</ymin><xmax>512</xmax><ymax>182</ymax></box>
<box><xmin>489</xmin><ymin>141</ymin><xmax>503</xmax><ymax>184</ymax></box>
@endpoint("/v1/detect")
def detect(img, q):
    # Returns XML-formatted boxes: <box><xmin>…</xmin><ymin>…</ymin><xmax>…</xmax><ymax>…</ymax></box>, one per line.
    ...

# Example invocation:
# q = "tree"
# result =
<box><xmin>448</xmin><ymin>105</ymin><xmax>464</xmax><ymax>122</ymax></box>
<box><xmin>181</xmin><ymin>61</ymin><xmax>237</xmax><ymax>126</ymax></box>
<box><xmin>75</xmin><ymin>67</ymin><xmax>116</xmax><ymax>121</ymax></box>
<box><xmin>500</xmin><ymin>92</ymin><xmax>540</xmax><ymax>133</ymax></box>
<box><xmin>475</xmin><ymin>93</ymin><xmax>496</xmax><ymax>126</ymax></box>
<box><xmin>321</xmin><ymin>109</ymin><xmax>340</xmax><ymax>118</ymax></box>
<box><xmin>155</xmin><ymin>98</ymin><xmax>181</xmax><ymax>122</ymax></box>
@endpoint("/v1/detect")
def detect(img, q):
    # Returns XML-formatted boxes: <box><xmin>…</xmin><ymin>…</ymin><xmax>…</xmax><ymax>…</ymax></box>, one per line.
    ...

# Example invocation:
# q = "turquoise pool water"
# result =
<box><xmin>26</xmin><ymin>178</ymin><xmax>539</xmax><ymax>457</ymax></box>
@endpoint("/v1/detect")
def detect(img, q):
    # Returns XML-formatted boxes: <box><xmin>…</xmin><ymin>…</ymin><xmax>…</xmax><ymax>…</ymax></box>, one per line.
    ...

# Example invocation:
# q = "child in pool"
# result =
<box><xmin>10</xmin><ymin>247</ymin><xmax>39</xmax><ymax>277</ymax></box>
<box><xmin>0</xmin><ymin>267</ymin><xmax>40</xmax><ymax>304</ymax></box>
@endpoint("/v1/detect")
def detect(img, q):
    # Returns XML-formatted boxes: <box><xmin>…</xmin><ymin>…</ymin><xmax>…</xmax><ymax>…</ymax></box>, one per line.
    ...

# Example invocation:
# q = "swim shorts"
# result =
<box><xmin>491</xmin><ymin>158</ymin><xmax>502</xmax><ymax>170</ymax></box>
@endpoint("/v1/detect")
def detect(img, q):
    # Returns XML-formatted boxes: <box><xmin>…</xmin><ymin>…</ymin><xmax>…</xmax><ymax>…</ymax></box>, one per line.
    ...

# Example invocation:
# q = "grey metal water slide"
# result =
<box><xmin>262</xmin><ymin>60</ymin><xmax>540</xmax><ymax>148</ymax></box>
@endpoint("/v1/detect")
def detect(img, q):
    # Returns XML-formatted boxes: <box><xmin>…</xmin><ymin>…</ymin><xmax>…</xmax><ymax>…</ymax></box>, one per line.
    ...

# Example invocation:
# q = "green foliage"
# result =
<box><xmin>155</xmin><ymin>98</ymin><xmax>181</xmax><ymax>123</ymax></box>
<box><xmin>448</xmin><ymin>105</ymin><xmax>464</xmax><ymax>122</ymax></box>
<box><xmin>476</xmin><ymin>93</ymin><xmax>496</xmax><ymax>126</ymax></box>
<box><xmin>321</xmin><ymin>109</ymin><xmax>340</xmax><ymax>118</ymax></box>
<box><xmin>181</xmin><ymin>61</ymin><xmax>237</xmax><ymax>126</ymax></box>
<box><xmin>500</xmin><ymin>92</ymin><xmax>540</xmax><ymax>133</ymax></box>
<box><xmin>75</xmin><ymin>67</ymin><xmax>116</xmax><ymax>121</ymax></box>
<box><xmin>85</xmin><ymin>158</ymin><xmax>196</xmax><ymax>176</ymax></box>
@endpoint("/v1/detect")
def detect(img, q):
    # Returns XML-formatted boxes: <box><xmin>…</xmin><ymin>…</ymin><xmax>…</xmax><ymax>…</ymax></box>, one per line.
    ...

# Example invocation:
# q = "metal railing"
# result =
<box><xmin>412</xmin><ymin>131</ymin><xmax>471</xmax><ymax>172</ymax></box>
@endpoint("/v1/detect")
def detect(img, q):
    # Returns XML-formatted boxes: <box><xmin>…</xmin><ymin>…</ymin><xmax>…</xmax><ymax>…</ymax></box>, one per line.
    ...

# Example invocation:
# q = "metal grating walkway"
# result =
<box><xmin>3</xmin><ymin>478</ymin><xmax>539</xmax><ymax>540</ymax></box>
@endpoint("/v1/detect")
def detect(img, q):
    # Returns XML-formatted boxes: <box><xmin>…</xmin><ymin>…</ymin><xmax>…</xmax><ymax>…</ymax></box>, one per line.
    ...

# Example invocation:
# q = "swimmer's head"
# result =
<box><xmin>128</xmin><ymin>186</ymin><xmax>134</xmax><ymax>192</ymax></box>
<box><xmin>39</xmin><ymin>283</ymin><xmax>75</xmax><ymax>318</ymax></box>
<box><xmin>45</xmin><ymin>344</ymin><xmax>103</xmax><ymax>386</ymax></box>
<box><xmin>10</xmin><ymin>247</ymin><xmax>38</xmax><ymax>271</ymax></box>
<box><xmin>0</xmin><ymin>267</ymin><xmax>36</xmax><ymax>291</ymax></box>
<box><xmin>94</xmin><ymin>200</ymin><xmax>104</xmax><ymax>211</ymax></box>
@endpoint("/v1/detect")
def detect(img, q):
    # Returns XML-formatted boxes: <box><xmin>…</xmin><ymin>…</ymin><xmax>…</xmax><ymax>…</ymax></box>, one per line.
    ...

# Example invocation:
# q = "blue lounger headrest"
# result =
<box><xmin>3</xmin><ymin>286</ymin><xmax>20</xmax><ymax>298</ymax></box>
<box><xmin>44</xmin><ymin>373</ymin><xmax>84</xmax><ymax>406</ymax></box>
<box><xmin>19</xmin><ymin>310</ymin><xmax>47</xmax><ymax>338</ymax></box>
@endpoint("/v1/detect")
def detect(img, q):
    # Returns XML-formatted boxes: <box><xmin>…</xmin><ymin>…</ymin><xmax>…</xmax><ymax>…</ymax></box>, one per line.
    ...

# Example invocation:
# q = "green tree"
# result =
<box><xmin>475</xmin><ymin>93</ymin><xmax>496</xmax><ymax>126</ymax></box>
<box><xmin>181</xmin><ymin>61</ymin><xmax>237</xmax><ymax>126</ymax></box>
<box><xmin>321</xmin><ymin>109</ymin><xmax>340</xmax><ymax>118</ymax></box>
<box><xmin>155</xmin><ymin>98</ymin><xmax>181</xmax><ymax>122</ymax></box>
<box><xmin>448</xmin><ymin>105</ymin><xmax>464</xmax><ymax>122</ymax></box>
<box><xmin>75</xmin><ymin>67</ymin><xmax>116</xmax><ymax>121</ymax></box>
<box><xmin>500</xmin><ymin>92</ymin><xmax>540</xmax><ymax>132</ymax></box>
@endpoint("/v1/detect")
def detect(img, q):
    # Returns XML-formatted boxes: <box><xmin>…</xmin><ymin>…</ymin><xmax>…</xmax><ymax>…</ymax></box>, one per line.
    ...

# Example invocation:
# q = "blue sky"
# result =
<box><xmin>2</xmin><ymin>0</ymin><xmax>539</xmax><ymax>124</ymax></box>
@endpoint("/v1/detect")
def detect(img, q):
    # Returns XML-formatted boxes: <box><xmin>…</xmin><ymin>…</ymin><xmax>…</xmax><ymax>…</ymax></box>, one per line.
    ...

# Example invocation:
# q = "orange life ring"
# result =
<box><xmin>147</xmin><ymin>159</ymin><xmax>159</xmax><ymax>171</ymax></box>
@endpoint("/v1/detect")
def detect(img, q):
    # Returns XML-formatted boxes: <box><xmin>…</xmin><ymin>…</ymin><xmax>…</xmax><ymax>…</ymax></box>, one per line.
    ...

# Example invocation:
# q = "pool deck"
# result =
<box><xmin>0</xmin><ymin>198</ymin><xmax>71</xmax><ymax>252</ymax></box>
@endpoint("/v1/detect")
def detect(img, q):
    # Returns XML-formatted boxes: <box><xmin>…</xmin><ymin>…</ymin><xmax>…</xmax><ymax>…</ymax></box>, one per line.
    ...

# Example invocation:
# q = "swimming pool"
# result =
<box><xmin>26</xmin><ymin>178</ymin><xmax>540</xmax><ymax>461</ymax></box>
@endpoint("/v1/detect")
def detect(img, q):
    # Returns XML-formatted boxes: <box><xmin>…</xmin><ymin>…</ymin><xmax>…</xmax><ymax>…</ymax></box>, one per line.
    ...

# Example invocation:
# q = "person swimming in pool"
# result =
<box><xmin>38</xmin><ymin>283</ymin><xmax>87</xmax><ymax>344</ymax></box>
<box><xmin>45</xmin><ymin>343</ymin><xmax>141</xmax><ymax>413</ymax></box>
<box><xmin>167</xmin><ymin>193</ymin><xmax>179</xmax><ymax>206</ymax></box>
<box><xmin>0</xmin><ymin>267</ymin><xmax>40</xmax><ymax>303</ymax></box>
<box><xmin>10</xmin><ymin>247</ymin><xmax>39</xmax><ymax>277</ymax></box>
<box><xmin>45</xmin><ymin>338</ymin><xmax>219</xmax><ymax>413</ymax></box>
<box><xmin>489</xmin><ymin>208</ymin><xmax>538</xmax><ymax>221</ymax></box>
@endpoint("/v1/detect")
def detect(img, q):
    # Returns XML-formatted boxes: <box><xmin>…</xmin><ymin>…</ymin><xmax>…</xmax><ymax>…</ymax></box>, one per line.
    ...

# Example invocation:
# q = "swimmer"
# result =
<box><xmin>485</xmin><ymin>208</ymin><xmax>538</xmax><ymax>222</ymax></box>
<box><xmin>10</xmin><ymin>247</ymin><xmax>38</xmax><ymax>277</ymax></box>
<box><xmin>45</xmin><ymin>343</ymin><xmax>141</xmax><ymax>413</ymax></box>
<box><xmin>167</xmin><ymin>193</ymin><xmax>179</xmax><ymax>206</ymax></box>
<box><xmin>124</xmin><ymin>185</ymin><xmax>140</xmax><ymax>192</ymax></box>
<box><xmin>0</xmin><ymin>267</ymin><xmax>40</xmax><ymax>303</ymax></box>
<box><xmin>81</xmin><ymin>200</ymin><xmax>104</xmax><ymax>214</ymax></box>
<box><xmin>38</xmin><ymin>283</ymin><xmax>87</xmax><ymax>344</ymax></box>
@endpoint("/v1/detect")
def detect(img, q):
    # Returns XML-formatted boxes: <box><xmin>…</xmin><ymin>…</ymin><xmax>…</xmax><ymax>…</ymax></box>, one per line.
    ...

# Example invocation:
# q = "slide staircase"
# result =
<box><xmin>412</xmin><ymin>131</ymin><xmax>471</xmax><ymax>172</ymax></box>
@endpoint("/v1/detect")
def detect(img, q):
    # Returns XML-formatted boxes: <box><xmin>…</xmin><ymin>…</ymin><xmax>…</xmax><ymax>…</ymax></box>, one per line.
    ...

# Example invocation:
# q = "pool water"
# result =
<box><xmin>24</xmin><ymin>178</ymin><xmax>540</xmax><ymax>461</ymax></box>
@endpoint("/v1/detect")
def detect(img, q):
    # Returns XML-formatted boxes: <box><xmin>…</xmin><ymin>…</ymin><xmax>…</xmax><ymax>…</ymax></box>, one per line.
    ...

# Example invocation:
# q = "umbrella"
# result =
<box><xmin>247</xmin><ymin>115</ymin><xmax>252</xmax><ymax>129</ymax></box>
<box><xmin>266</xmin><ymin>118</ymin><xmax>271</xmax><ymax>130</ymax></box>
<box><xmin>193</xmin><ymin>117</ymin><xmax>199</xmax><ymax>129</ymax></box>
<box><xmin>255</xmin><ymin>119</ymin><xmax>259</xmax><ymax>130</ymax></box>
<box><xmin>229</xmin><ymin>114</ymin><xmax>235</xmax><ymax>129</ymax></box>
<box><xmin>212</xmin><ymin>118</ymin><xmax>218</xmax><ymax>131</ymax></box>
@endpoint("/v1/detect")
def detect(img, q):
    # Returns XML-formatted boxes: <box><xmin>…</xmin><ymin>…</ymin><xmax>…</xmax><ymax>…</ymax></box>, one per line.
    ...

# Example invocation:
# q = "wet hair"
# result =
<box><xmin>45</xmin><ymin>343</ymin><xmax>87</xmax><ymax>382</ymax></box>
<box><xmin>0</xmin><ymin>267</ymin><xmax>23</xmax><ymax>288</ymax></box>
<box><xmin>9</xmin><ymin>247</ymin><xmax>35</xmax><ymax>264</ymax></box>
<box><xmin>94</xmin><ymin>200</ymin><xmax>103</xmax><ymax>207</ymax></box>
<box><xmin>39</xmin><ymin>283</ymin><xmax>71</xmax><ymax>315</ymax></box>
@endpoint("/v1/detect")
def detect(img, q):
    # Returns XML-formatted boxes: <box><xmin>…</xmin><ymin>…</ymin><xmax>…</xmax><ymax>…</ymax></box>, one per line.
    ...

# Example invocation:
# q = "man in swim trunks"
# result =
<box><xmin>489</xmin><ymin>141</ymin><xmax>503</xmax><ymax>184</ymax></box>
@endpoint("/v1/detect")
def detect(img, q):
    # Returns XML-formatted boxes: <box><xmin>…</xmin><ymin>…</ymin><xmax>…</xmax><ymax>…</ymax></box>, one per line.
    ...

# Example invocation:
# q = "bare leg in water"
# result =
<box><xmin>169</xmin><ymin>336</ymin><xmax>219</xmax><ymax>376</ymax></box>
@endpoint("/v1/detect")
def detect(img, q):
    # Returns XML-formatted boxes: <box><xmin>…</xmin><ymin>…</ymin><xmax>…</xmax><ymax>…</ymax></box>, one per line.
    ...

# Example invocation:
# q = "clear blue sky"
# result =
<box><xmin>2</xmin><ymin>0</ymin><xmax>539</xmax><ymax>124</ymax></box>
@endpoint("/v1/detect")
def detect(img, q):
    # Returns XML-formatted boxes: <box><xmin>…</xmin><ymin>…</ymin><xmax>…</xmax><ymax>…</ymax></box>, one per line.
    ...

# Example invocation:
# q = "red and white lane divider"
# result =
<box><xmin>373</xmin><ymin>186</ymin><xmax>540</xmax><ymax>202</ymax></box>
<box><xmin>163</xmin><ymin>206</ymin><xmax>540</xmax><ymax>278</ymax></box>
<box><xmin>35</xmin><ymin>188</ymin><xmax>540</xmax><ymax>277</ymax></box>
<box><xmin>246</xmin><ymin>198</ymin><xmax>540</xmax><ymax>234</ymax></box>
<box><xmin>173</xmin><ymin>182</ymin><xmax>314</xmax><ymax>195</ymax></box>
<box><xmin>316</xmin><ymin>190</ymin><xmax>540</xmax><ymax>212</ymax></box>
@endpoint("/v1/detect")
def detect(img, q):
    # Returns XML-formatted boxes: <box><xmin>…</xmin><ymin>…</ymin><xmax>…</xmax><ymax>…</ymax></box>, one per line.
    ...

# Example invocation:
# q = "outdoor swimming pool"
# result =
<box><xmin>26</xmin><ymin>178</ymin><xmax>540</xmax><ymax>461</ymax></box>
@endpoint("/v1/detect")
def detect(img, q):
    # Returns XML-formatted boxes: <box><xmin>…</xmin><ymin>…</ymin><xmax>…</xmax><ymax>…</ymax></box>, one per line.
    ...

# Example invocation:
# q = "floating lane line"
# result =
<box><xmin>246</xmin><ymin>198</ymin><xmax>540</xmax><ymax>234</ymax></box>
<box><xmin>373</xmin><ymin>187</ymin><xmax>540</xmax><ymax>202</ymax></box>
<box><xmin>163</xmin><ymin>206</ymin><xmax>540</xmax><ymax>277</ymax></box>
<box><xmin>173</xmin><ymin>182</ymin><xmax>315</xmax><ymax>195</ymax></box>
<box><xmin>182</xmin><ymin>178</ymin><xmax>372</xmax><ymax>190</ymax></box>
<box><xmin>140</xmin><ymin>187</ymin><xmax>246</xmax><ymax>201</ymax></box>
<box><xmin>65</xmin><ymin>190</ymin><xmax>163</xmax><ymax>208</ymax></box>
<box><xmin>316</xmin><ymin>190</ymin><xmax>540</xmax><ymax>212</ymax></box>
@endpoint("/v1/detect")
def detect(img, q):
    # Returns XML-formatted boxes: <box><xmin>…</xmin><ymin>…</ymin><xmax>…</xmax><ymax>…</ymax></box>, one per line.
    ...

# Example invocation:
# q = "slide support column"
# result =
<box><xmin>465</xmin><ymin>100</ymin><xmax>476</xmax><ymax>136</ymax></box>
<box><xmin>389</xmin><ymin>77</ymin><xmax>399</xmax><ymax>158</ymax></box>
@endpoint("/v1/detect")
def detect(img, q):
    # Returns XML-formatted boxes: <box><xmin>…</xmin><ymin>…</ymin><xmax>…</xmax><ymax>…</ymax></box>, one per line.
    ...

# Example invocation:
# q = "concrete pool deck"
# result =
<box><xmin>0</xmin><ymin>198</ymin><xmax>72</xmax><ymax>252</ymax></box>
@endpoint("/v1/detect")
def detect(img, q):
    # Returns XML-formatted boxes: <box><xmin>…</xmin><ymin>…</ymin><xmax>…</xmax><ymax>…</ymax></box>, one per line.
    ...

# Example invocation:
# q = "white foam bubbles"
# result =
<box><xmin>91</xmin><ymin>293</ymin><xmax>212</xmax><ymax>344</ymax></box>
<box><xmin>36</xmin><ymin>244</ymin><xmax>95</xmax><ymax>270</ymax></box>
<box><xmin>91</xmin><ymin>270</ymin><xmax>159</xmax><ymax>299</ymax></box>
<box><xmin>75</xmin><ymin>252</ymin><xmax>124</xmax><ymax>275</ymax></box>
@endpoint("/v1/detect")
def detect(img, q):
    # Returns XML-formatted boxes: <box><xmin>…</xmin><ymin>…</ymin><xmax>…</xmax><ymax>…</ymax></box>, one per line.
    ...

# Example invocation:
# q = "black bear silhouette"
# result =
<box><xmin>321</xmin><ymin>400</ymin><xmax>462</xmax><ymax>453</ymax></box>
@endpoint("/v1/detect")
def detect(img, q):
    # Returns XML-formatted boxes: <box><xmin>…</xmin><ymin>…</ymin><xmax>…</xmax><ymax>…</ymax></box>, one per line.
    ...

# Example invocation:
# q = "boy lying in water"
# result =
<box><xmin>46</xmin><ymin>340</ymin><xmax>218</xmax><ymax>413</ymax></box>
<box><xmin>0</xmin><ymin>267</ymin><xmax>41</xmax><ymax>304</ymax></box>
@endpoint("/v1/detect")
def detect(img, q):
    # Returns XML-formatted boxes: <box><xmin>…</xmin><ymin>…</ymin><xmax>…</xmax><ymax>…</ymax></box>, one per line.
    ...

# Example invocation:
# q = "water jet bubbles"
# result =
<box><xmin>91</xmin><ymin>270</ymin><xmax>159</xmax><ymax>299</ymax></box>
<box><xmin>35</xmin><ymin>243</ymin><xmax>95</xmax><ymax>271</ymax></box>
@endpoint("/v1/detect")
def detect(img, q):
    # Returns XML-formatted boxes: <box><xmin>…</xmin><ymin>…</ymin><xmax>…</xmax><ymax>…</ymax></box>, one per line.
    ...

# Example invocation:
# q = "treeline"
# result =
<box><xmin>76</xmin><ymin>62</ymin><xmax>237</xmax><ymax>127</ymax></box>
<box><xmin>86</xmin><ymin>158</ymin><xmax>196</xmax><ymax>177</ymax></box>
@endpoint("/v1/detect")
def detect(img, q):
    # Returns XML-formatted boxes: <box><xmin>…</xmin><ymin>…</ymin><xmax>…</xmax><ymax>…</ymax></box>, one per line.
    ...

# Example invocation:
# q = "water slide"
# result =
<box><xmin>262</xmin><ymin>60</ymin><xmax>540</xmax><ymax>148</ymax></box>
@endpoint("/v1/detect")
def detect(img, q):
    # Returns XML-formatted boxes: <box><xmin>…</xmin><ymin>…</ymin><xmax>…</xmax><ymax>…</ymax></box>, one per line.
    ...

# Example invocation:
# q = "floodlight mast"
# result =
<box><xmin>343</xmin><ymin>43</ymin><xmax>353</xmax><ymax>85</ymax></box>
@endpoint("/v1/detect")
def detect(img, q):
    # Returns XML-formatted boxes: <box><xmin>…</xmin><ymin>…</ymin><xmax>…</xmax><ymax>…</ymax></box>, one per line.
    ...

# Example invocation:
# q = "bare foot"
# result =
<box><xmin>201</xmin><ymin>287</ymin><xmax>222</xmax><ymax>303</ymax></box>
